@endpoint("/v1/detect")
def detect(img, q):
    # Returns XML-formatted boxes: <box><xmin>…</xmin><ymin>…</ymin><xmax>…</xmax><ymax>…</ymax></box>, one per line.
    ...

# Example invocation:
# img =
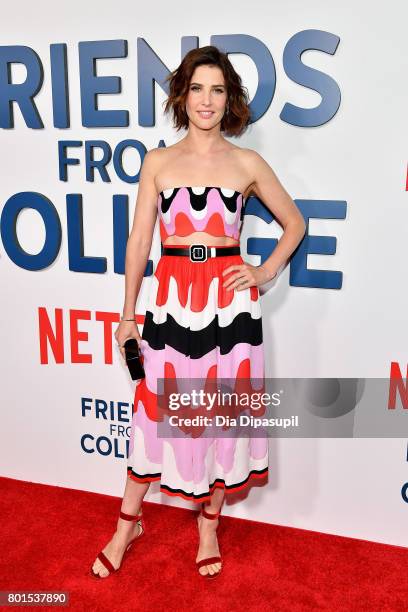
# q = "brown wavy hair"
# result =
<box><xmin>162</xmin><ymin>45</ymin><xmax>251</xmax><ymax>137</ymax></box>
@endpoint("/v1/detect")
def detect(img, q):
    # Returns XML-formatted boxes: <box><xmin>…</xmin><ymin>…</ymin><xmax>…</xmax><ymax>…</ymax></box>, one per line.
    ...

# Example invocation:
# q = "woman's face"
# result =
<box><xmin>185</xmin><ymin>64</ymin><xmax>228</xmax><ymax>131</ymax></box>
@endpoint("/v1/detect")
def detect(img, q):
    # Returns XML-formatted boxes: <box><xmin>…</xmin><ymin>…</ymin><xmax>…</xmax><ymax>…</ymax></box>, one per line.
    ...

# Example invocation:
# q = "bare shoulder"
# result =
<box><xmin>143</xmin><ymin>146</ymin><xmax>166</xmax><ymax>167</ymax></box>
<box><xmin>241</xmin><ymin>147</ymin><xmax>280</xmax><ymax>182</ymax></box>
<box><xmin>141</xmin><ymin>148</ymin><xmax>168</xmax><ymax>189</ymax></box>
<box><xmin>136</xmin><ymin>148</ymin><xmax>166</xmax><ymax>202</ymax></box>
<box><xmin>230</xmin><ymin>146</ymin><xmax>273</xmax><ymax>196</ymax></box>
<box><xmin>230</xmin><ymin>146</ymin><xmax>269</xmax><ymax>176</ymax></box>
<box><xmin>236</xmin><ymin>146</ymin><xmax>268</xmax><ymax>168</ymax></box>
<box><xmin>236</xmin><ymin>147</ymin><xmax>293</xmax><ymax>207</ymax></box>
<box><xmin>145</xmin><ymin>146</ymin><xmax>179</xmax><ymax>191</ymax></box>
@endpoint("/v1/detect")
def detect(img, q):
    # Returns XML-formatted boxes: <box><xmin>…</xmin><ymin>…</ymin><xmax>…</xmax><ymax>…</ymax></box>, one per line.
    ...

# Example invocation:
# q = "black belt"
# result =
<box><xmin>162</xmin><ymin>244</ymin><xmax>240</xmax><ymax>262</ymax></box>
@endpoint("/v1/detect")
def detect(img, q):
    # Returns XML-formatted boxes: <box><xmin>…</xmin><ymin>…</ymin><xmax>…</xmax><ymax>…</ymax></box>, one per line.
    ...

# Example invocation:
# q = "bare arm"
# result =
<box><xmin>115</xmin><ymin>149</ymin><xmax>159</xmax><ymax>357</ymax></box>
<box><xmin>223</xmin><ymin>149</ymin><xmax>306</xmax><ymax>291</ymax></box>
<box><xmin>246</xmin><ymin>149</ymin><xmax>306</xmax><ymax>281</ymax></box>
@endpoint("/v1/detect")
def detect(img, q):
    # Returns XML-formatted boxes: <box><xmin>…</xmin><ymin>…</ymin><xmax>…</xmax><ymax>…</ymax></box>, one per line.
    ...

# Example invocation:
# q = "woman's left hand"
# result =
<box><xmin>222</xmin><ymin>263</ymin><xmax>276</xmax><ymax>291</ymax></box>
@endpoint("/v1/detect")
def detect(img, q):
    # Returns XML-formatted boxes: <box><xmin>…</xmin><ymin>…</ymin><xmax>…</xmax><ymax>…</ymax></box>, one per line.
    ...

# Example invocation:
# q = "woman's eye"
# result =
<box><xmin>190</xmin><ymin>86</ymin><xmax>225</xmax><ymax>93</ymax></box>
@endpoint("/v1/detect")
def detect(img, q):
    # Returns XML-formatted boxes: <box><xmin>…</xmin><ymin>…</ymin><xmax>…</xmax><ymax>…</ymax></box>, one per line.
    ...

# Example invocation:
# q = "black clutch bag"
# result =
<box><xmin>124</xmin><ymin>338</ymin><xmax>145</xmax><ymax>381</ymax></box>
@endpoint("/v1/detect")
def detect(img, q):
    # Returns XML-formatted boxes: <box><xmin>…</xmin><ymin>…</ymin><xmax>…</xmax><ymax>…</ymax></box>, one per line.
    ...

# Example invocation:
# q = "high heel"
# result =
<box><xmin>196</xmin><ymin>502</ymin><xmax>222</xmax><ymax>579</ymax></box>
<box><xmin>90</xmin><ymin>508</ymin><xmax>145</xmax><ymax>579</ymax></box>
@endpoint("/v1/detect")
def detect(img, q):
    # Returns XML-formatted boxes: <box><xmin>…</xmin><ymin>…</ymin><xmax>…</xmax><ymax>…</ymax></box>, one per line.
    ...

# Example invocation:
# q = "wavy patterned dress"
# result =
<box><xmin>127</xmin><ymin>186</ymin><xmax>269</xmax><ymax>503</ymax></box>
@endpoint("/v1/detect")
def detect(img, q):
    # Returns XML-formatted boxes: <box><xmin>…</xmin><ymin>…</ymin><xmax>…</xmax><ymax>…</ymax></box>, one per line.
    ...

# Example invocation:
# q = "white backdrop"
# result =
<box><xmin>1</xmin><ymin>0</ymin><xmax>408</xmax><ymax>547</ymax></box>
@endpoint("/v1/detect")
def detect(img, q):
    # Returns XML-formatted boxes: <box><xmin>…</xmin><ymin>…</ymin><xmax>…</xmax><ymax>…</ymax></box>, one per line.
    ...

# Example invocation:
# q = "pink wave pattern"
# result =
<box><xmin>158</xmin><ymin>187</ymin><xmax>244</xmax><ymax>240</ymax></box>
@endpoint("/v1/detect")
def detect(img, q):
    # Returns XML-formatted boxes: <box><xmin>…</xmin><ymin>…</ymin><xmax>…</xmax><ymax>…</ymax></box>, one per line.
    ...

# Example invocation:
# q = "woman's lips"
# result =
<box><xmin>197</xmin><ymin>111</ymin><xmax>214</xmax><ymax>119</ymax></box>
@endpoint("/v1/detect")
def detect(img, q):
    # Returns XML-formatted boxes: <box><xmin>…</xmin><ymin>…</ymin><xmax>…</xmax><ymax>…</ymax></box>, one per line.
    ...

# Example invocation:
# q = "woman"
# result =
<box><xmin>91</xmin><ymin>45</ymin><xmax>306</xmax><ymax>579</ymax></box>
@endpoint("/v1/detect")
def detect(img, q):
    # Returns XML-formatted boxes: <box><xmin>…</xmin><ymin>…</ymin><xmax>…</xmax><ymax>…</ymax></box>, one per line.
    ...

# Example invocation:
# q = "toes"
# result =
<box><xmin>92</xmin><ymin>560</ymin><xmax>109</xmax><ymax>578</ymax></box>
<box><xmin>197</xmin><ymin>561</ymin><xmax>222</xmax><ymax>577</ymax></box>
<box><xmin>92</xmin><ymin>561</ymin><xmax>100</xmax><ymax>574</ymax></box>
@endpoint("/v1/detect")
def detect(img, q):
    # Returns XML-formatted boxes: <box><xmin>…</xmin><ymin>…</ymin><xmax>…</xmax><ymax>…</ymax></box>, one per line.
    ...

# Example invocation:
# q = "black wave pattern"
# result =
<box><xmin>159</xmin><ymin>186</ymin><xmax>241</xmax><ymax>216</ymax></box>
<box><xmin>142</xmin><ymin>309</ymin><xmax>263</xmax><ymax>359</ymax></box>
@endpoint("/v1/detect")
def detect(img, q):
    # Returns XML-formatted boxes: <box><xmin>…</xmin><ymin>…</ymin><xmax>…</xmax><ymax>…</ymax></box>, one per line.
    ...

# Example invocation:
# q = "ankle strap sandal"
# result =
<box><xmin>200</xmin><ymin>504</ymin><xmax>221</xmax><ymax>520</ymax></box>
<box><xmin>196</xmin><ymin>502</ymin><xmax>223</xmax><ymax>579</ymax></box>
<box><xmin>90</xmin><ymin>507</ymin><xmax>145</xmax><ymax>579</ymax></box>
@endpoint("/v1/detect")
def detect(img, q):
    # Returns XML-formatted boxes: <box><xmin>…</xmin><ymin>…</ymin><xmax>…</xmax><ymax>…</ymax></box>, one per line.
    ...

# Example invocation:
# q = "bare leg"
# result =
<box><xmin>92</xmin><ymin>477</ymin><xmax>150</xmax><ymax>577</ymax></box>
<box><xmin>195</xmin><ymin>488</ymin><xmax>224</xmax><ymax>576</ymax></box>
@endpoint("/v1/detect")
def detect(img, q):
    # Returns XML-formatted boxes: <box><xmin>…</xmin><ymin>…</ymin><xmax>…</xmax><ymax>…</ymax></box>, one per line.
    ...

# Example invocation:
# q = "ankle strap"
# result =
<box><xmin>201</xmin><ymin>503</ymin><xmax>220</xmax><ymax>520</ymax></box>
<box><xmin>120</xmin><ymin>510</ymin><xmax>142</xmax><ymax>522</ymax></box>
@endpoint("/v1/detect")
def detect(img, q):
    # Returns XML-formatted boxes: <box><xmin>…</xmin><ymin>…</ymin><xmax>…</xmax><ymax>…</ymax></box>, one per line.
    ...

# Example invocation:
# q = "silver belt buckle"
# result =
<box><xmin>189</xmin><ymin>244</ymin><xmax>208</xmax><ymax>262</ymax></box>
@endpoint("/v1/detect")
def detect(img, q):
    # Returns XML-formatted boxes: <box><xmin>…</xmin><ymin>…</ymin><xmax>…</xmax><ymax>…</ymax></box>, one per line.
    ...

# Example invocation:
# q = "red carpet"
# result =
<box><xmin>0</xmin><ymin>475</ymin><xmax>406</xmax><ymax>611</ymax></box>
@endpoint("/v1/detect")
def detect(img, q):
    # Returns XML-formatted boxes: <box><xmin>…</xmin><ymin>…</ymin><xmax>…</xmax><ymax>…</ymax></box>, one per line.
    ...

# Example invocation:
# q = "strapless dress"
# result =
<box><xmin>126</xmin><ymin>186</ymin><xmax>269</xmax><ymax>503</ymax></box>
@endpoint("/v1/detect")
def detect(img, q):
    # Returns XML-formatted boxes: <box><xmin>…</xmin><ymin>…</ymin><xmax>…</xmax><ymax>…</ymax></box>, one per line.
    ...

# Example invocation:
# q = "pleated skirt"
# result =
<box><xmin>127</xmin><ymin>243</ymin><xmax>269</xmax><ymax>504</ymax></box>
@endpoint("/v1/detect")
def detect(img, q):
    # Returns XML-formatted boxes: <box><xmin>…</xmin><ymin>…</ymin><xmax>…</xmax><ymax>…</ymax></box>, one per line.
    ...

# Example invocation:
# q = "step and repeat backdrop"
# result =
<box><xmin>1</xmin><ymin>1</ymin><xmax>407</xmax><ymax>546</ymax></box>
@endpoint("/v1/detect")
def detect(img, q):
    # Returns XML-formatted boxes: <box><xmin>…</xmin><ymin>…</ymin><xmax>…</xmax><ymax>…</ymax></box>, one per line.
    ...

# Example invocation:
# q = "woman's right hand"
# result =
<box><xmin>115</xmin><ymin>320</ymin><xmax>142</xmax><ymax>361</ymax></box>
